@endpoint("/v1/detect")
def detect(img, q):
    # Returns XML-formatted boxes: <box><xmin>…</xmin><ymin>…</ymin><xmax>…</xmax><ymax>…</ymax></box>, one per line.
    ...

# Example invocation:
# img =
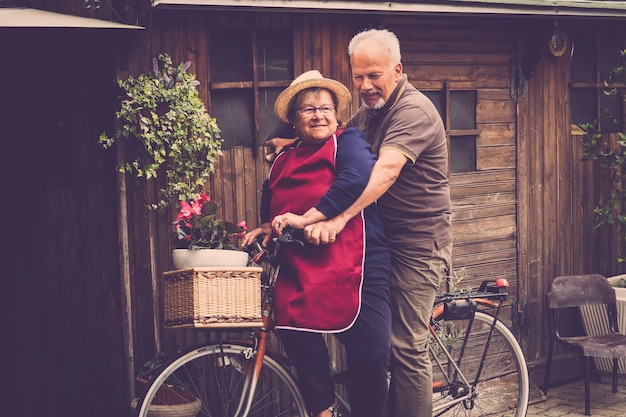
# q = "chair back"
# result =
<box><xmin>543</xmin><ymin>273</ymin><xmax>626</xmax><ymax>415</ymax></box>
<box><xmin>547</xmin><ymin>274</ymin><xmax>616</xmax><ymax>309</ymax></box>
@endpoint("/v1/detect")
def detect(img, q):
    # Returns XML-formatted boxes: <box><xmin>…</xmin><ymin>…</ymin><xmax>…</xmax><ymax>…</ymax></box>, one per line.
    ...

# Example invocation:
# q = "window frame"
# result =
<box><xmin>433</xmin><ymin>83</ymin><xmax>480</xmax><ymax>174</ymax></box>
<box><xmin>570</xmin><ymin>33</ymin><xmax>626</xmax><ymax>133</ymax></box>
<box><xmin>209</xmin><ymin>27</ymin><xmax>293</xmax><ymax>152</ymax></box>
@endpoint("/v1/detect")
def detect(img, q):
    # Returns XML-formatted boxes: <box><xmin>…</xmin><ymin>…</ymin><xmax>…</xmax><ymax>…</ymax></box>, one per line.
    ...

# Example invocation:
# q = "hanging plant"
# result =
<box><xmin>99</xmin><ymin>53</ymin><xmax>222</xmax><ymax>209</ymax></box>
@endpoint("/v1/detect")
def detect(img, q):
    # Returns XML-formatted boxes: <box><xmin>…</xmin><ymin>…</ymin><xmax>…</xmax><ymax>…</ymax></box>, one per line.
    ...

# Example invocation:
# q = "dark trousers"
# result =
<box><xmin>279</xmin><ymin>282</ymin><xmax>391</xmax><ymax>417</ymax></box>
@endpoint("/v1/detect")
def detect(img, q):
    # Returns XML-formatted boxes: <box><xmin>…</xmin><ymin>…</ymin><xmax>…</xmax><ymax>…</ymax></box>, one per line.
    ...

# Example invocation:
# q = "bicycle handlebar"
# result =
<box><xmin>277</xmin><ymin>227</ymin><xmax>305</xmax><ymax>246</ymax></box>
<box><xmin>244</xmin><ymin>227</ymin><xmax>306</xmax><ymax>264</ymax></box>
<box><xmin>244</xmin><ymin>229</ymin><xmax>509</xmax><ymax>305</ymax></box>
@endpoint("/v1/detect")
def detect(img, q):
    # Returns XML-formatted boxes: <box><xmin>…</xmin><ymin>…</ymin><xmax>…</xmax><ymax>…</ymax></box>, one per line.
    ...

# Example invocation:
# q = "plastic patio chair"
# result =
<box><xmin>543</xmin><ymin>273</ymin><xmax>626</xmax><ymax>415</ymax></box>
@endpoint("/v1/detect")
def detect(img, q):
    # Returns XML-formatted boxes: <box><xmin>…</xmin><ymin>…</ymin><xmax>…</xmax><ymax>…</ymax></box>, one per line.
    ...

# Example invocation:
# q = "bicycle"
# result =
<box><xmin>134</xmin><ymin>228</ymin><xmax>529</xmax><ymax>417</ymax></box>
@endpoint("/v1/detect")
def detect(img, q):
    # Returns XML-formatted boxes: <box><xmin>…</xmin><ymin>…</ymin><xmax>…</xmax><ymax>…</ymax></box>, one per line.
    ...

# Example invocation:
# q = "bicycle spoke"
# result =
<box><xmin>135</xmin><ymin>344</ymin><xmax>307</xmax><ymax>417</ymax></box>
<box><xmin>430</xmin><ymin>311</ymin><xmax>529</xmax><ymax>417</ymax></box>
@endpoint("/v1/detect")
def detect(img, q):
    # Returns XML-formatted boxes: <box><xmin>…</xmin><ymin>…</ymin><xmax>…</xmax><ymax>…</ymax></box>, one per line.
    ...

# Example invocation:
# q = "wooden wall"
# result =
<box><xmin>140</xmin><ymin>8</ymin><xmax>626</xmax><ymax>382</ymax></box>
<box><xmin>519</xmin><ymin>21</ymin><xmax>626</xmax><ymax>361</ymax></box>
<box><xmin>141</xmin><ymin>10</ymin><xmax>527</xmax><ymax>384</ymax></box>
<box><xmin>7</xmin><ymin>3</ymin><xmax>626</xmax><ymax>417</ymax></box>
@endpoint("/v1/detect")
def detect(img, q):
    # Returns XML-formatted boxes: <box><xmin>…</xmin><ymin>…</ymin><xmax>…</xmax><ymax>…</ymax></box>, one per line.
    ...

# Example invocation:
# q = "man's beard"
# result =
<box><xmin>361</xmin><ymin>91</ymin><xmax>386</xmax><ymax>110</ymax></box>
<box><xmin>368</xmin><ymin>97</ymin><xmax>386</xmax><ymax>110</ymax></box>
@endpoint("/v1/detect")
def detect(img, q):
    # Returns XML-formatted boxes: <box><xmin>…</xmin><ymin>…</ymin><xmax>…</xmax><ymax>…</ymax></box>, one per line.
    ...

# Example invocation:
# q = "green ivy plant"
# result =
<box><xmin>579</xmin><ymin>49</ymin><xmax>626</xmax><ymax>262</ymax></box>
<box><xmin>99</xmin><ymin>53</ymin><xmax>222</xmax><ymax>209</ymax></box>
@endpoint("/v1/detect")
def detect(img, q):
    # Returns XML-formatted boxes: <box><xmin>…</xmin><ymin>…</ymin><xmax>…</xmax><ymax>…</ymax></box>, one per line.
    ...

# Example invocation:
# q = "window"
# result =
<box><xmin>209</xmin><ymin>28</ymin><xmax>294</xmax><ymax>150</ymax></box>
<box><xmin>424</xmin><ymin>86</ymin><xmax>479</xmax><ymax>173</ymax></box>
<box><xmin>571</xmin><ymin>34</ymin><xmax>625</xmax><ymax>134</ymax></box>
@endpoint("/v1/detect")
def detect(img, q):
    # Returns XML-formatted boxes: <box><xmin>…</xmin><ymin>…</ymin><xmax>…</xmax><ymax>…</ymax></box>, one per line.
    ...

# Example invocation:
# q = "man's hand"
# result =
<box><xmin>304</xmin><ymin>217</ymin><xmax>348</xmax><ymax>245</ymax></box>
<box><xmin>264</xmin><ymin>137</ymin><xmax>297</xmax><ymax>162</ymax></box>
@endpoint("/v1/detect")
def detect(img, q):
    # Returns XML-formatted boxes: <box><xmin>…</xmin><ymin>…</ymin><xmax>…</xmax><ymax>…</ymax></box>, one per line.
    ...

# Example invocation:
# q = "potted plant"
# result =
<box><xmin>172</xmin><ymin>193</ymin><xmax>249</xmax><ymax>268</ymax></box>
<box><xmin>131</xmin><ymin>352</ymin><xmax>202</xmax><ymax>417</ymax></box>
<box><xmin>99</xmin><ymin>53</ymin><xmax>223</xmax><ymax>209</ymax></box>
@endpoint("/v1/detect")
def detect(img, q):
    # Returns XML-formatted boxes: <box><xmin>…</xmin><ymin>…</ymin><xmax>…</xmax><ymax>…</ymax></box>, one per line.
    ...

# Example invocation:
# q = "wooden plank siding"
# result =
<box><xmin>9</xmin><ymin>2</ymin><xmax>626</xmax><ymax>416</ymax></box>
<box><xmin>118</xmin><ymin>8</ymin><xmax>626</xmax><ymax>406</ymax></box>
<box><xmin>144</xmin><ymin>12</ymin><xmax>527</xmax><ymax>357</ymax></box>
<box><xmin>142</xmin><ymin>10</ymin><xmax>531</xmax><ymax>371</ymax></box>
<box><xmin>517</xmin><ymin>23</ymin><xmax>626</xmax><ymax>361</ymax></box>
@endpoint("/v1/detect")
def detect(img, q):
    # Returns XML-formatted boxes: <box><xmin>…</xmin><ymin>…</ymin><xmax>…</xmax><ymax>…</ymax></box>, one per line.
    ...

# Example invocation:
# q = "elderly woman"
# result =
<box><xmin>244</xmin><ymin>70</ymin><xmax>391</xmax><ymax>417</ymax></box>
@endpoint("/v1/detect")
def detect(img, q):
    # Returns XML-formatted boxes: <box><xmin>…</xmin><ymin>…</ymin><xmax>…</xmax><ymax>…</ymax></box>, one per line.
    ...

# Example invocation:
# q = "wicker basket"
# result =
<box><xmin>162</xmin><ymin>267</ymin><xmax>263</xmax><ymax>329</ymax></box>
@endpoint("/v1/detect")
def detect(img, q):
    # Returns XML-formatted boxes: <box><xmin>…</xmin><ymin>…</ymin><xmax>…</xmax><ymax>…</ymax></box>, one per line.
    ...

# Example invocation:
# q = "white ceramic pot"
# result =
<box><xmin>172</xmin><ymin>248</ymin><xmax>249</xmax><ymax>269</ymax></box>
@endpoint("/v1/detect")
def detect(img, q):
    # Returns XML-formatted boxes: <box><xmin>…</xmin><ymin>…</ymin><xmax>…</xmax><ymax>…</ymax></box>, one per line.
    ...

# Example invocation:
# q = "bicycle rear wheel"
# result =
<box><xmin>134</xmin><ymin>342</ymin><xmax>308</xmax><ymax>417</ymax></box>
<box><xmin>430</xmin><ymin>310</ymin><xmax>529</xmax><ymax>417</ymax></box>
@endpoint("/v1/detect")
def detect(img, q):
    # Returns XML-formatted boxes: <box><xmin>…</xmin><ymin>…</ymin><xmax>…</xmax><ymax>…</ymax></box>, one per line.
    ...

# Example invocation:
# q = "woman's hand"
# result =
<box><xmin>272</xmin><ymin>212</ymin><xmax>306</xmax><ymax>235</ymax></box>
<box><xmin>241</xmin><ymin>223</ymin><xmax>273</xmax><ymax>248</ymax></box>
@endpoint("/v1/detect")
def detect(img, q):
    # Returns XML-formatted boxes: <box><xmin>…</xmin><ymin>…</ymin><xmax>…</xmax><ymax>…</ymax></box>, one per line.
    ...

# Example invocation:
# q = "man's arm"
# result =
<box><xmin>304</xmin><ymin>148</ymin><xmax>408</xmax><ymax>245</ymax></box>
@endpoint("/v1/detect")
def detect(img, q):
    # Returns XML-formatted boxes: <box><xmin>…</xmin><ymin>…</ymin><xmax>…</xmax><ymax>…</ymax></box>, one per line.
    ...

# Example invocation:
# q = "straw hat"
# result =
<box><xmin>274</xmin><ymin>70</ymin><xmax>351</xmax><ymax>123</ymax></box>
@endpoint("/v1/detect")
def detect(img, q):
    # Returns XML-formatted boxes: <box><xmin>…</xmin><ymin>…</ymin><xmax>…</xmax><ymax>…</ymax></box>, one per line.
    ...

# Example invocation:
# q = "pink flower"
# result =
<box><xmin>172</xmin><ymin>194</ymin><xmax>247</xmax><ymax>250</ymax></box>
<box><xmin>176</xmin><ymin>201</ymin><xmax>193</xmax><ymax>221</ymax></box>
<box><xmin>176</xmin><ymin>194</ymin><xmax>209</xmax><ymax>220</ymax></box>
<box><xmin>197</xmin><ymin>193</ymin><xmax>210</xmax><ymax>205</ymax></box>
<box><xmin>236</xmin><ymin>220</ymin><xmax>248</xmax><ymax>240</ymax></box>
<box><xmin>190</xmin><ymin>200</ymin><xmax>203</xmax><ymax>216</ymax></box>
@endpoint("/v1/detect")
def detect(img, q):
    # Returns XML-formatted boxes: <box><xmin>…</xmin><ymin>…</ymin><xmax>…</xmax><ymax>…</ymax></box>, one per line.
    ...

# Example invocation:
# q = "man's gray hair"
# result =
<box><xmin>348</xmin><ymin>29</ymin><xmax>401</xmax><ymax>64</ymax></box>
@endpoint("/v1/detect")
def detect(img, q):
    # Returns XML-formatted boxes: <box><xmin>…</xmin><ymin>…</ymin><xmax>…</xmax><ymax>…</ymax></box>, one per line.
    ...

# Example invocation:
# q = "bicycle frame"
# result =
<box><xmin>230</xmin><ymin>235</ymin><xmax>289</xmax><ymax>417</ymax></box>
<box><xmin>238</xmin><ymin>235</ymin><xmax>518</xmax><ymax>417</ymax></box>
<box><xmin>429</xmin><ymin>282</ymin><xmax>510</xmax><ymax>416</ymax></box>
<box><xmin>139</xmin><ymin>231</ymin><xmax>526</xmax><ymax>417</ymax></box>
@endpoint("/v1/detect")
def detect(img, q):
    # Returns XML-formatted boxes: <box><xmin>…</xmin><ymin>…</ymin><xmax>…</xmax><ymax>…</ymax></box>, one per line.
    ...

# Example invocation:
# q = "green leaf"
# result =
<box><xmin>99</xmin><ymin>53</ymin><xmax>222</xmax><ymax>209</ymax></box>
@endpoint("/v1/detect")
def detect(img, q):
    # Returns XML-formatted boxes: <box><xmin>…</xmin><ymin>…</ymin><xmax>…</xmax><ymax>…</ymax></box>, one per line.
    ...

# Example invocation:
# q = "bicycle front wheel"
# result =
<box><xmin>134</xmin><ymin>342</ymin><xmax>308</xmax><ymax>417</ymax></box>
<box><xmin>430</xmin><ymin>310</ymin><xmax>529</xmax><ymax>417</ymax></box>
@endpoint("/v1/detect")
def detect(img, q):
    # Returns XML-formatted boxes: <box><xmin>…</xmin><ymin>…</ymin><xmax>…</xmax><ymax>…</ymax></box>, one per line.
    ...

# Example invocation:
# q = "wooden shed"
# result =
<box><xmin>4</xmin><ymin>1</ymin><xmax>626</xmax><ymax>416</ymax></box>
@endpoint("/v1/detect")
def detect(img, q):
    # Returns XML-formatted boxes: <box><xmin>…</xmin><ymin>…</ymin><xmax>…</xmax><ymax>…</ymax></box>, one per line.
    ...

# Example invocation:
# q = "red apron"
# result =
<box><xmin>269</xmin><ymin>133</ymin><xmax>365</xmax><ymax>332</ymax></box>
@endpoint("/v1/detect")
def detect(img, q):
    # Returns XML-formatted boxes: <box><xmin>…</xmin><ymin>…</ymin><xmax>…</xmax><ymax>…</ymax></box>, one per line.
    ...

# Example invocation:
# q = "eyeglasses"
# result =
<box><xmin>297</xmin><ymin>105</ymin><xmax>335</xmax><ymax>117</ymax></box>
